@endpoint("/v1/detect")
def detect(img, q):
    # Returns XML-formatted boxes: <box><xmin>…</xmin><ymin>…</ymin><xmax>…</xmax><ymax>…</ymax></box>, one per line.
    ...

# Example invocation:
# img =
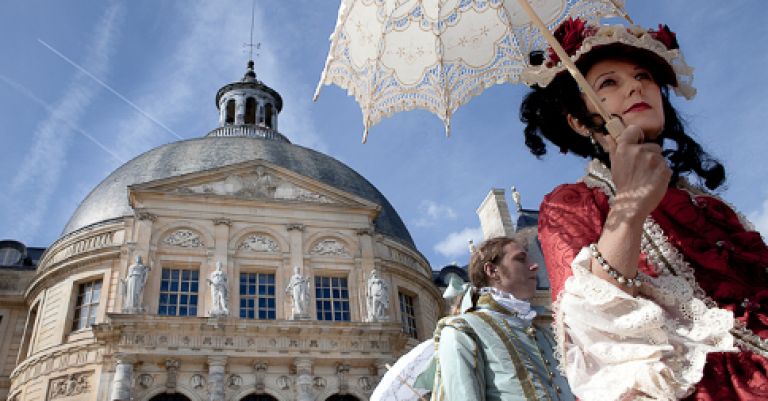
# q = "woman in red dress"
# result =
<box><xmin>519</xmin><ymin>18</ymin><xmax>768</xmax><ymax>400</ymax></box>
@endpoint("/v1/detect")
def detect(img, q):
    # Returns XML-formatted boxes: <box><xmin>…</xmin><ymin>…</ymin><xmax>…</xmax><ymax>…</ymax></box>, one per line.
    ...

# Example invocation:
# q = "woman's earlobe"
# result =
<box><xmin>567</xmin><ymin>114</ymin><xmax>591</xmax><ymax>138</ymax></box>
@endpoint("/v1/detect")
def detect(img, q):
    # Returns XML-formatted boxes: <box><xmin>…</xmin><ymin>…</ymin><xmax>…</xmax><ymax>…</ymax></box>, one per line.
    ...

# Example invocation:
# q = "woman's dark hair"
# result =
<box><xmin>520</xmin><ymin>45</ymin><xmax>726</xmax><ymax>190</ymax></box>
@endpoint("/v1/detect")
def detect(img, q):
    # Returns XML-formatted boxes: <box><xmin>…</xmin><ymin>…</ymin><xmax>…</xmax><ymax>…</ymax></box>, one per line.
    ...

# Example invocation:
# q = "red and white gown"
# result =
<box><xmin>538</xmin><ymin>160</ymin><xmax>768</xmax><ymax>401</ymax></box>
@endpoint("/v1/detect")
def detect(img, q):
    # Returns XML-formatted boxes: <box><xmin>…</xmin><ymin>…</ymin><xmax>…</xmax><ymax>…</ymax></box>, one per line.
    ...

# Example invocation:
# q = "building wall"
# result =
<box><xmin>8</xmin><ymin>177</ymin><xmax>442</xmax><ymax>401</ymax></box>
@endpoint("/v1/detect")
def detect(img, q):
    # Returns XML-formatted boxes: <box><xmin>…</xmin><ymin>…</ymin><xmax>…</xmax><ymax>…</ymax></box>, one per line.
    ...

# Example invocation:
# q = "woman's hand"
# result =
<box><xmin>601</xmin><ymin>124</ymin><xmax>672</xmax><ymax>225</ymax></box>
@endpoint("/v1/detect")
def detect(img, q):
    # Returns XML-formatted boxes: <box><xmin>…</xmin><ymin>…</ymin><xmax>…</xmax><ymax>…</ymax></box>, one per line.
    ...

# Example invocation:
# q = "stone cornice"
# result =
<box><xmin>95</xmin><ymin>314</ymin><xmax>408</xmax><ymax>360</ymax></box>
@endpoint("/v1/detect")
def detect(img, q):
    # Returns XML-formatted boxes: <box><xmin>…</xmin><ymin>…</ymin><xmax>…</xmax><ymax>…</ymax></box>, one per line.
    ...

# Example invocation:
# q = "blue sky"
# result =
<box><xmin>1</xmin><ymin>1</ymin><xmax>766</xmax><ymax>269</ymax></box>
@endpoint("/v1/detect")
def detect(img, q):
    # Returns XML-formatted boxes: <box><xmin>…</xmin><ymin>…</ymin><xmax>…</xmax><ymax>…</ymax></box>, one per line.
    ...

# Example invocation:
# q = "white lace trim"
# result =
<box><xmin>554</xmin><ymin>248</ymin><xmax>735</xmax><ymax>401</ymax></box>
<box><xmin>521</xmin><ymin>24</ymin><xmax>696</xmax><ymax>100</ymax></box>
<box><xmin>478</xmin><ymin>287</ymin><xmax>537</xmax><ymax>322</ymax></box>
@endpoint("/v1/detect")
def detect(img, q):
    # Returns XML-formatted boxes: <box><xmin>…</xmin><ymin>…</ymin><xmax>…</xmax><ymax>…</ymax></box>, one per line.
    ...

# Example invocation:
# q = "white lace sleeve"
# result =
<box><xmin>555</xmin><ymin>247</ymin><xmax>737</xmax><ymax>401</ymax></box>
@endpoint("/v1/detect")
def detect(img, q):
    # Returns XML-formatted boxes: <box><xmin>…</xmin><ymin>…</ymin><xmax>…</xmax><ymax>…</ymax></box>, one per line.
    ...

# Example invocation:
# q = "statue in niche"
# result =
<box><xmin>207</xmin><ymin>261</ymin><xmax>229</xmax><ymax>316</ymax></box>
<box><xmin>285</xmin><ymin>266</ymin><xmax>310</xmax><ymax>318</ymax></box>
<box><xmin>367</xmin><ymin>269</ymin><xmax>390</xmax><ymax>321</ymax></box>
<box><xmin>120</xmin><ymin>255</ymin><xmax>150</xmax><ymax>313</ymax></box>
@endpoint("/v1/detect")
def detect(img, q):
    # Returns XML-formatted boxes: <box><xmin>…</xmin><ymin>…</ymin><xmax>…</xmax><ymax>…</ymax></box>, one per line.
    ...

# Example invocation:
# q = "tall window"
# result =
<box><xmin>72</xmin><ymin>280</ymin><xmax>102</xmax><ymax>331</ymax></box>
<box><xmin>239</xmin><ymin>272</ymin><xmax>276</xmax><ymax>320</ymax></box>
<box><xmin>159</xmin><ymin>268</ymin><xmax>199</xmax><ymax>316</ymax></box>
<box><xmin>315</xmin><ymin>276</ymin><xmax>350</xmax><ymax>321</ymax></box>
<box><xmin>399</xmin><ymin>292</ymin><xmax>418</xmax><ymax>339</ymax></box>
<box><xmin>245</xmin><ymin>97</ymin><xmax>257</xmax><ymax>124</ymax></box>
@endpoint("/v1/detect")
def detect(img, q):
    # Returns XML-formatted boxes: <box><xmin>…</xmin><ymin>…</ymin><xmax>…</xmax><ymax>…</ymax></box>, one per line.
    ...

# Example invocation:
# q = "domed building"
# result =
<box><xmin>6</xmin><ymin>60</ymin><xmax>442</xmax><ymax>401</ymax></box>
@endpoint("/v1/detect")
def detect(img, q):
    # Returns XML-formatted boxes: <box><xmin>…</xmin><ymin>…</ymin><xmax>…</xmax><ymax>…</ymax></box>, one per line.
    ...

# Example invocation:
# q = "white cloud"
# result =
<box><xmin>748</xmin><ymin>198</ymin><xmax>768</xmax><ymax>238</ymax></box>
<box><xmin>413</xmin><ymin>200</ymin><xmax>458</xmax><ymax>227</ymax></box>
<box><xmin>6</xmin><ymin>3</ymin><xmax>122</xmax><ymax>240</ymax></box>
<box><xmin>434</xmin><ymin>226</ymin><xmax>484</xmax><ymax>260</ymax></box>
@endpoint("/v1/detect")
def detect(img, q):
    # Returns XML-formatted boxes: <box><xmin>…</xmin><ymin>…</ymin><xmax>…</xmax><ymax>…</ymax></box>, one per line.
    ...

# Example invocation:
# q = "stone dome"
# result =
<box><xmin>62</xmin><ymin>136</ymin><xmax>415</xmax><ymax>248</ymax></box>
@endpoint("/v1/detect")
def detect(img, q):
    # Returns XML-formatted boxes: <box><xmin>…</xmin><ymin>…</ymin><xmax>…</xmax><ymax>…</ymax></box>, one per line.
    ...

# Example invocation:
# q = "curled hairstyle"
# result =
<box><xmin>519</xmin><ymin>45</ymin><xmax>726</xmax><ymax>190</ymax></box>
<box><xmin>468</xmin><ymin>236</ymin><xmax>526</xmax><ymax>289</ymax></box>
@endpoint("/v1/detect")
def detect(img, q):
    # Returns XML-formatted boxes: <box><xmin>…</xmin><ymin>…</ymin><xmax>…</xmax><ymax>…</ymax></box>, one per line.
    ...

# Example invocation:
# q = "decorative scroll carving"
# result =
<box><xmin>135</xmin><ymin>209</ymin><xmax>157</xmax><ymax>222</ymax></box>
<box><xmin>238</xmin><ymin>234</ymin><xmax>279</xmax><ymax>252</ymax></box>
<box><xmin>313</xmin><ymin>377</ymin><xmax>327</xmax><ymax>390</ymax></box>
<box><xmin>48</xmin><ymin>372</ymin><xmax>91</xmax><ymax>399</ymax></box>
<box><xmin>286</xmin><ymin>223</ymin><xmax>305</xmax><ymax>232</ymax></box>
<box><xmin>310</xmin><ymin>239</ymin><xmax>350</xmax><ymax>257</ymax></box>
<box><xmin>179</xmin><ymin>166</ymin><xmax>333</xmax><ymax>203</ymax></box>
<box><xmin>162</xmin><ymin>229</ymin><xmax>204</xmax><ymax>248</ymax></box>
<box><xmin>213</xmin><ymin>218</ymin><xmax>232</xmax><ymax>226</ymax></box>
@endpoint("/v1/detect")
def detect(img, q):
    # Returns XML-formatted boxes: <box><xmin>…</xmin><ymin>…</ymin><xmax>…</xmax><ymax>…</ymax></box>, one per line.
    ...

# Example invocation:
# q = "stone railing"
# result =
<box><xmin>40</xmin><ymin>226</ymin><xmax>123</xmax><ymax>269</ymax></box>
<box><xmin>205</xmin><ymin>125</ymin><xmax>290</xmax><ymax>143</ymax></box>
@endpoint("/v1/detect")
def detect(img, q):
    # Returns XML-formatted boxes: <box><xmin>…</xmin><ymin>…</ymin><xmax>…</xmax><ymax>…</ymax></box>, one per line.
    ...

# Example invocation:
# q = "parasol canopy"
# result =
<box><xmin>315</xmin><ymin>0</ymin><xmax>630</xmax><ymax>142</ymax></box>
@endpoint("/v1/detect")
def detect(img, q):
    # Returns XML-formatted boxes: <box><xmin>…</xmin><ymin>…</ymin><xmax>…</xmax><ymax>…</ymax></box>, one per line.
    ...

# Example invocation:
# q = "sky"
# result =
<box><xmin>1</xmin><ymin>1</ymin><xmax>766</xmax><ymax>269</ymax></box>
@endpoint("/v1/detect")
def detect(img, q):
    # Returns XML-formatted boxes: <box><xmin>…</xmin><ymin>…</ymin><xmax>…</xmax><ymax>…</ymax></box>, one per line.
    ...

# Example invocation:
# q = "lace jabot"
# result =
<box><xmin>478</xmin><ymin>287</ymin><xmax>537</xmax><ymax>322</ymax></box>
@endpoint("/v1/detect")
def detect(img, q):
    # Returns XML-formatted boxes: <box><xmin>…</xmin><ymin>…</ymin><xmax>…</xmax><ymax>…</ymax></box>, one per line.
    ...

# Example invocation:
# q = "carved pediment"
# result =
<box><xmin>128</xmin><ymin>160</ymin><xmax>381</xmax><ymax>211</ymax></box>
<box><xmin>310</xmin><ymin>239</ymin><xmax>351</xmax><ymax>257</ymax></box>
<box><xmin>162</xmin><ymin>229</ymin><xmax>205</xmax><ymax>248</ymax></box>
<box><xmin>238</xmin><ymin>234</ymin><xmax>280</xmax><ymax>253</ymax></box>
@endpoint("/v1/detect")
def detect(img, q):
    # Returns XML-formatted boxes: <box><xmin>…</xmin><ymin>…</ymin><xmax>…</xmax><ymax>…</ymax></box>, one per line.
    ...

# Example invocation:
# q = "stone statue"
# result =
<box><xmin>511</xmin><ymin>185</ymin><xmax>522</xmax><ymax>212</ymax></box>
<box><xmin>366</xmin><ymin>269</ymin><xmax>390</xmax><ymax>321</ymax></box>
<box><xmin>120</xmin><ymin>256</ymin><xmax>150</xmax><ymax>313</ymax></box>
<box><xmin>207</xmin><ymin>261</ymin><xmax>229</xmax><ymax>317</ymax></box>
<box><xmin>285</xmin><ymin>266</ymin><xmax>310</xmax><ymax>318</ymax></box>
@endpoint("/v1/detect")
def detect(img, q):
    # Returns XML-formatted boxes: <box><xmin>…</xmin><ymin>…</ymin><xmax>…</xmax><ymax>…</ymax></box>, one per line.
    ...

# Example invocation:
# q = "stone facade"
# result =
<box><xmin>4</xmin><ymin>60</ymin><xmax>441</xmax><ymax>401</ymax></box>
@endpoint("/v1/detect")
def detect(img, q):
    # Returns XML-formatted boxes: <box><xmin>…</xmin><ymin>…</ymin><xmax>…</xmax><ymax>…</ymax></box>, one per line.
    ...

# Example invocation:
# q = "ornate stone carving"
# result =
<box><xmin>286</xmin><ymin>223</ymin><xmax>305</xmax><ymax>232</ymax></box>
<box><xmin>336</xmin><ymin>364</ymin><xmax>351</xmax><ymax>394</ymax></box>
<box><xmin>238</xmin><ymin>234</ymin><xmax>279</xmax><ymax>252</ymax></box>
<box><xmin>135</xmin><ymin>209</ymin><xmax>157</xmax><ymax>222</ymax></box>
<box><xmin>49</xmin><ymin>371</ymin><xmax>91</xmax><ymax>399</ymax></box>
<box><xmin>208</xmin><ymin>356</ymin><xmax>227</xmax><ymax>401</ymax></box>
<box><xmin>180</xmin><ymin>166</ymin><xmax>333</xmax><ymax>203</ymax></box>
<box><xmin>120</xmin><ymin>255</ymin><xmax>150</xmax><ymax>313</ymax></box>
<box><xmin>295</xmin><ymin>359</ymin><xmax>314</xmax><ymax>401</ymax></box>
<box><xmin>207</xmin><ymin>261</ymin><xmax>230</xmax><ymax>317</ymax></box>
<box><xmin>358</xmin><ymin>376</ymin><xmax>372</xmax><ymax>392</ymax></box>
<box><xmin>313</xmin><ymin>377</ymin><xmax>327</xmax><ymax>390</ymax></box>
<box><xmin>165</xmin><ymin>358</ymin><xmax>180</xmax><ymax>390</ymax></box>
<box><xmin>162</xmin><ymin>229</ymin><xmax>204</xmax><ymax>248</ymax></box>
<box><xmin>227</xmin><ymin>374</ymin><xmax>243</xmax><ymax>389</ymax></box>
<box><xmin>366</xmin><ymin>269</ymin><xmax>390</xmax><ymax>322</ymax></box>
<box><xmin>137</xmin><ymin>373</ymin><xmax>154</xmax><ymax>388</ymax></box>
<box><xmin>190</xmin><ymin>374</ymin><xmax>207</xmax><ymax>390</ymax></box>
<box><xmin>286</xmin><ymin>266</ymin><xmax>311</xmax><ymax>319</ymax></box>
<box><xmin>276</xmin><ymin>375</ymin><xmax>291</xmax><ymax>390</ymax></box>
<box><xmin>310</xmin><ymin>239</ymin><xmax>350</xmax><ymax>257</ymax></box>
<box><xmin>213</xmin><ymin>217</ymin><xmax>232</xmax><ymax>226</ymax></box>
<box><xmin>254</xmin><ymin>362</ymin><xmax>268</xmax><ymax>392</ymax></box>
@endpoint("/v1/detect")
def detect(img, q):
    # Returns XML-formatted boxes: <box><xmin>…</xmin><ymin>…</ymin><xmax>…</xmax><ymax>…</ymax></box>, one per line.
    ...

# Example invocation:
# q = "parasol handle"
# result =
<box><xmin>513</xmin><ymin>0</ymin><xmax>625</xmax><ymax>138</ymax></box>
<box><xmin>385</xmin><ymin>363</ymin><xmax>430</xmax><ymax>401</ymax></box>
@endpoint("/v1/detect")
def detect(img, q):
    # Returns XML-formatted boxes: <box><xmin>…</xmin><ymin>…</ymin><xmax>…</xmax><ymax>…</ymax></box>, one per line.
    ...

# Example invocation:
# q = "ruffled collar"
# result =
<box><xmin>478</xmin><ymin>287</ymin><xmax>537</xmax><ymax>322</ymax></box>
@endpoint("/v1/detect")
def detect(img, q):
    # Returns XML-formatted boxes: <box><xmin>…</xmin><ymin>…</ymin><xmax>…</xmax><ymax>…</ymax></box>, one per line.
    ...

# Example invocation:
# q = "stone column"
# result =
<box><xmin>208</xmin><ymin>356</ymin><xmax>227</xmax><ymax>401</ymax></box>
<box><xmin>235</xmin><ymin>95</ymin><xmax>245</xmax><ymax>125</ymax></box>
<box><xmin>110</xmin><ymin>353</ymin><xmax>136</xmax><ymax>401</ymax></box>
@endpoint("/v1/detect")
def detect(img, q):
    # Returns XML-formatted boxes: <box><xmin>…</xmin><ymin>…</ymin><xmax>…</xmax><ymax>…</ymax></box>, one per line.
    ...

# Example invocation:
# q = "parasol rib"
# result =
<box><xmin>384</xmin><ymin>363</ymin><xmax>429</xmax><ymax>401</ymax></box>
<box><xmin>514</xmin><ymin>0</ymin><xmax>625</xmax><ymax>138</ymax></box>
<box><xmin>434</xmin><ymin>0</ymin><xmax>452</xmax><ymax>137</ymax></box>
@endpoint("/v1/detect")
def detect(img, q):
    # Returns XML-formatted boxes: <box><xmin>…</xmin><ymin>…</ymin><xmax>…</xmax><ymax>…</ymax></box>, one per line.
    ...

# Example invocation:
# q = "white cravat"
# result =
<box><xmin>479</xmin><ymin>287</ymin><xmax>537</xmax><ymax>322</ymax></box>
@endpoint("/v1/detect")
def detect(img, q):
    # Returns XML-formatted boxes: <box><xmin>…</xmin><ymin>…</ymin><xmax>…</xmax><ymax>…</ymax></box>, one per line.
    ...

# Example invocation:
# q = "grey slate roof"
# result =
<box><xmin>62</xmin><ymin>136</ymin><xmax>415</xmax><ymax>248</ymax></box>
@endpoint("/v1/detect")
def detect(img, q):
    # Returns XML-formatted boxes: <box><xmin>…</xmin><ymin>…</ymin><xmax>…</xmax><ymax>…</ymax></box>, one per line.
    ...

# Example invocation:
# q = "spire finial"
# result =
<box><xmin>242</xmin><ymin>0</ymin><xmax>261</xmax><ymax>82</ymax></box>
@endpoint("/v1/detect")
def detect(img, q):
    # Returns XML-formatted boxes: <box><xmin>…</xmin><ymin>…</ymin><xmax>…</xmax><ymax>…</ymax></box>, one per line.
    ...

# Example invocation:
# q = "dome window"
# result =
<box><xmin>225</xmin><ymin>99</ymin><xmax>236</xmax><ymax>125</ymax></box>
<box><xmin>245</xmin><ymin>97</ymin><xmax>257</xmax><ymax>125</ymax></box>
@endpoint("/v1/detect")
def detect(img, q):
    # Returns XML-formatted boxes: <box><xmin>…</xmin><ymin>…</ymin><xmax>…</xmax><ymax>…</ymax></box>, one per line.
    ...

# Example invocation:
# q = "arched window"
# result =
<box><xmin>240</xmin><ymin>394</ymin><xmax>279</xmax><ymax>401</ymax></box>
<box><xmin>225</xmin><ymin>99</ymin><xmax>236</xmax><ymax>125</ymax></box>
<box><xmin>245</xmin><ymin>97</ymin><xmax>257</xmax><ymax>124</ymax></box>
<box><xmin>264</xmin><ymin>103</ymin><xmax>274</xmax><ymax>128</ymax></box>
<box><xmin>148</xmin><ymin>393</ymin><xmax>191</xmax><ymax>401</ymax></box>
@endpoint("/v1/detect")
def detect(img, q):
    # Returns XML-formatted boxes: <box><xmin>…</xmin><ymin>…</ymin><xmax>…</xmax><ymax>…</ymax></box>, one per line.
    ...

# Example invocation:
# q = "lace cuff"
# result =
<box><xmin>554</xmin><ymin>247</ymin><xmax>737</xmax><ymax>401</ymax></box>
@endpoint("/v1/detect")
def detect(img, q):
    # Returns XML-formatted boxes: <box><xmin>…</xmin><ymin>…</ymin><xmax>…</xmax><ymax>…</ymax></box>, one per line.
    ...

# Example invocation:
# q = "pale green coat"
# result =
<box><xmin>431</xmin><ymin>294</ymin><xmax>575</xmax><ymax>401</ymax></box>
